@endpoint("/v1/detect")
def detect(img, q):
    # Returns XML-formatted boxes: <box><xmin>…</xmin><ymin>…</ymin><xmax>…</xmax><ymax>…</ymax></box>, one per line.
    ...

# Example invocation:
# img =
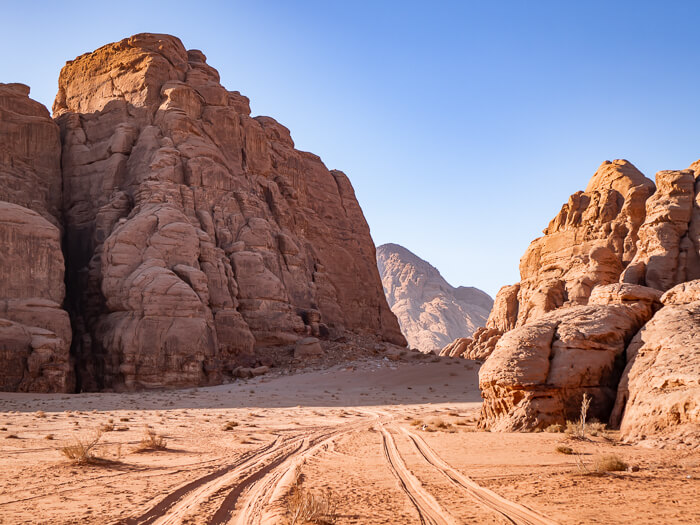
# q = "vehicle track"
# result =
<box><xmin>218</xmin><ymin>417</ymin><xmax>382</xmax><ymax>525</ymax></box>
<box><xmin>379</xmin><ymin>423</ymin><xmax>460</xmax><ymax>525</ymax></box>
<box><xmin>398</xmin><ymin>425</ymin><xmax>558</xmax><ymax>525</ymax></box>
<box><xmin>121</xmin><ymin>417</ymin><xmax>377</xmax><ymax>525</ymax></box>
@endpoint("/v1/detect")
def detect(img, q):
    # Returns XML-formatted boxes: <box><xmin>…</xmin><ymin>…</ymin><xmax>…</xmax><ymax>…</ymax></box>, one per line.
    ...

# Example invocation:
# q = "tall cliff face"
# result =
<box><xmin>377</xmin><ymin>243</ymin><xmax>492</xmax><ymax>351</ymax></box>
<box><xmin>0</xmin><ymin>83</ymin><xmax>73</xmax><ymax>392</ymax></box>
<box><xmin>0</xmin><ymin>33</ymin><xmax>403</xmax><ymax>392</ymax></box>
<box><xmin>477</xmin><ymin>159</ymin><xmax>700</xmax><ymax>446</ymax></box>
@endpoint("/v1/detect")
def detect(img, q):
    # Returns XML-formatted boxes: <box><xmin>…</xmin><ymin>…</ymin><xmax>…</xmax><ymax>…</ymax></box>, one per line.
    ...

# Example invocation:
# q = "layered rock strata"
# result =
<box><xmin>0</xmin><ymin>83</ymin><xmax>73</xmax><ymax>392</ymax></box>
<box><xmin>377</xmin><ymin>243</ymin><xmax>491</xmax><ymax>351</ymax></box>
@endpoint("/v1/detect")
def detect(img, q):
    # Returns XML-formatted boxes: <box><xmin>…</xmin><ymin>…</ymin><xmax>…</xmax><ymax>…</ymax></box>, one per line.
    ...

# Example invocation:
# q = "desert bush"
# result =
<box><xmin>544</xmin><ymin>424</ymin><xmax>564</xmax><ymax>433</ymax></box>
<box><xmin>555</xmin><ymin>445</ymin><xmax>574</xmax><ymax>455</ymax></box>
<box><xmin>578</xmin><ymin>393</ymin><xmax>591</xmax><ymax>437</ymax></box>
<box><xmin>223</xmin><ymin>421</ymin><xmax>239</xmax><ymax>431</ymax></box>
<box><xmin>288</xmin><ymin>467</ymin><xmax>337</xmax><ymax>524</ymax></box>
<box><xmin>409</xmin><ymin>419</ymin><xmax>423</xmax><ymax>427</ymax></box>
<box><xmin>44</xmin><ymin>434</ymin><xmax>55</xmax><ymax>440</ymax></box>
<box><xmin>35</xmin><ymin>411</ymin><xmax>46</xmax><ymax>418</ymax></box>
<box><xmin>100</xmin><ymin>422</ymin><xmax>115</xmax><ymax>432</ymax></box>
<box><xmin>428</xmin><ymin>417</ymin><xmax>449</xmax><ymax>429</ymax></box>
<box><xmin>61</xmin><ymin>431</ymin><xmax>103</xmax><ymax>464</ymax></box>
<box><xmin>5</xmin><ymin>434</ymin><xmax>18</xmax><ymax>439</ymax></box>
<box><xmin>134</xmin><ymin>429</ymin><xmax>167</xmax><ymax>452</ymax></box>
<box><xmin>593</xmin><ymin>454</ymin><xmax>628</xmax><ymax>472</ymax></box>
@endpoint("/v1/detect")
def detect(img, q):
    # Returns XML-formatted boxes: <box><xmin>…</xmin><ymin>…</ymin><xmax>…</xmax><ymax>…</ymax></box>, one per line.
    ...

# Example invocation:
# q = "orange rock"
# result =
<box><xmin>51</xmin><ymin>34</ymin><xmax>403</xmax><ymax>390</ymax></box>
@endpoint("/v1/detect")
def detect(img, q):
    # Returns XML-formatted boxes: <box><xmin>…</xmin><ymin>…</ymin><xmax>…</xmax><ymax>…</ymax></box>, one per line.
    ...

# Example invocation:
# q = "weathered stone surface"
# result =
<box><xmin>515</xmin><ymin>160</ymin><xmax>654</xmax><ymax>327</ymax></box>
<box><xmin>611</xmin><ymin>280</ymin><xmax>700</xmax><ymax>448</ymax></box>
<box><xmin>439</xmin><ymin>327</ymin><xmax>502</xmax><ymax>361</ymax></box>
<box><xmin>51</xmin><ymin>33</ymin><xmax>403</xmax><ymax>390</ymax></box>
<box><xmin>0</xmin><ymin>84</ymin><xmax>72</xmax><ymax>392</ymax></box>
<box><xmin>621</xmin><ymin>169</ymin><xmax>700</xmax><ymax>290</ymax></box>
<box><xmin>294</xmin><ymin>337</ymin><xmax>324</xmax><ymax>359</ymax></box>
<box><xmin>478</xmin><ymin>284</ymin><xmax>660</xmax><ymax>431</ymax></box>
<box><xmin>377</xmin><ymin>243</ymin><xmax>492</xmax><ymax>351</ymax></box>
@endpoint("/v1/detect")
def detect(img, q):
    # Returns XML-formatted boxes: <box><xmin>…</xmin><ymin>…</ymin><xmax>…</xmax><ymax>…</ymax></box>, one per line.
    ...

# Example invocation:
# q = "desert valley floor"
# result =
<box><xmin>0</xmin><ymin>354</ymin><xmax>698</xmax><ymax>525</ymax></box>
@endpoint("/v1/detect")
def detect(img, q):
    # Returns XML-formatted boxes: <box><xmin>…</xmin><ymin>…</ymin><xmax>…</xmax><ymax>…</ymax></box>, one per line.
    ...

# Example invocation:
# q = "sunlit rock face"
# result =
<box><xmin>0</xmin><ymin>83</ymin><xmax>73</xmax><ymax>392</ymax></box>
<box><xmin>51</xmin><ymin>33</ymin><xmax>404</xmax><ymax>391</ymax></box>
<box><xmin>477</xmin><ymin>159</ymin><xmax>700</xmax><ymax>446</ymax></box>
<box><xmin>377</xmin><ymin>243</ymin><xmax>492</xmax><ymax>352</ymax></box>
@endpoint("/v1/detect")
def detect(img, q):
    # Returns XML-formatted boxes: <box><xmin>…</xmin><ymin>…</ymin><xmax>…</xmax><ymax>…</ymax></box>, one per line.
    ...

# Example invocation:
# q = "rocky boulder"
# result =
<box><xmin>479</xmin><ymin>284</ymin><xmax>661</xmax><ymax>431</ymax></box>
<box><xmin>377</xmin><ymin>243</ymin><xmax>492</xmax><ymax>351</ymax></box>
<box><xmin>611</xmin><ymin>280</ymin><xmax>700</xmax><ymax>448</ymax></box>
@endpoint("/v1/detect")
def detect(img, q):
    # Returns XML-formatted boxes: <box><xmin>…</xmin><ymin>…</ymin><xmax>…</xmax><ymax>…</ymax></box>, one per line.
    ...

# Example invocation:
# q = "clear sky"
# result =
<box><xmin>2</xmin><ymin>1</ymin><xmax>699</xmax><ymax>297</ymax></box>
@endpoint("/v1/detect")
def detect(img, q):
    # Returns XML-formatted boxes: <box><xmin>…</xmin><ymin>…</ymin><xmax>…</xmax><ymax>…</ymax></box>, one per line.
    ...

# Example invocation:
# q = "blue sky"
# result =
<box><xmin>2</xmin><ymin>1</ymin><xmax>699</xmax><ymax>297</ymax></box>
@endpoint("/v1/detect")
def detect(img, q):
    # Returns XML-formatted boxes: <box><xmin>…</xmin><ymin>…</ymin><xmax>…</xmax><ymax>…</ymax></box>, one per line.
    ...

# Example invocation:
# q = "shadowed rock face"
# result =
<box><xmin>0</xmin><ymin>32</ymin><xmax>403</xmax><ymax>392</ymax></box>
<box><xmin>376</xmin><ymin>243</ymin><xmax>492</xmax><ymax>351</ymax></box>
<box><xmin>0</xmin><ymin>83</ymin><xmax>73</xmax><ymax>392</ymax></box>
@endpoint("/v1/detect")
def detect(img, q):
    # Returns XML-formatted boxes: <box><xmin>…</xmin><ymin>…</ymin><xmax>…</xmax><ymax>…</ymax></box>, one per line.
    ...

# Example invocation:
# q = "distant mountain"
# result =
<box><xmin>376</xmin><ymin>243</ymin><xmax>493</xmax><ymax>351</ymax></box>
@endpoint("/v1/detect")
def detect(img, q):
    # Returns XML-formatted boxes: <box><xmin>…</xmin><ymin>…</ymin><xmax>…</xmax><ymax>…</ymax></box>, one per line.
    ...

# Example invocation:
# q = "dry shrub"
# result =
<box><xmin>35</xmin><ymin>411</ymin><xmax>46</xmax><ymax>418</ymax></box>
<box><xmin>134</xmin><ymin>429</ymin><xmax>167</xmax><ymax>452</ymax></box>
<box><xmin>5</xmin><ymin>434</ymin><xmax>18</xmax><ymax>439</ymax></box>
<box><xmin>409</xmin><ymin>419</ymin><xmax>423</xmax><ymax>427</ymax></box>
<box><xmin>427</xmin><ymin>417</ymin><xmax>450</xmax><ymax>430</ymax></box>
<box><xmin>288</xmin><ymin>467</ymin><xmax>337</xmax><ymax>524</ymax></box>
<box><xmin>555</xmin><ymin>445</ymin><xmax>574</xmax><ymax>455</ymax></box>
<box><xmin>44</xmin><ymin>434</ymin><xmax>55</xmax><ymax>440</ymax></box>
<box><xmin>545</xmin><ymin>424</ymin><xmax>564</xmax><ymax>433</ymax></box>
<box><xmin>593</xmin><ymin>454</ymin><xmax>628</xmax><ymax>472</ymax></box>
<box><xmin>61</xmin><ymin>431</ymin><xmax>103</xmax><ymax>464</ymax></box>
<box><xmin>223</xmin><ymin>421</ymin><xmax>239</xmax><ymax>431</ymax></box>
<box><xmin>100</xmin><ymin>422</ymin><xmax>115</xmax><ymax>432</ymax></box>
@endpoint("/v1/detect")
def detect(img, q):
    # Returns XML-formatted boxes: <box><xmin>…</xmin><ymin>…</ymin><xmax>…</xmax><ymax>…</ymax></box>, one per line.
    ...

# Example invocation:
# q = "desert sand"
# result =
<box><xmin>1</xmin><ymin>354</ymin><xmax>697</xmax><ymax>525</ymax></box>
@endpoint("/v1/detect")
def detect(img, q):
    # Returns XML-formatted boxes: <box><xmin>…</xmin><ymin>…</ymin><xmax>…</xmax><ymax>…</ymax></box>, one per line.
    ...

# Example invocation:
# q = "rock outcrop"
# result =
<box><xmin>0</xmin><ymin>33</ymin><xmax>405</xmax><ymax>392</ymax></box>
<box><xmin>377</xmin><ymin>243</ymin><xmax>492</xmax><ymax>351</ymax></box>
<box><xmin>50</xmin><ymin>34</ymin><xmax>404</xmax><ymax>390</ymax></box>
<box><xmin>479</xmin><ymin>284</ymin><xmax>662</xmax><ymax>431</ymax></box>
<box><xmin>477</xmin><ymin>160</ymin><xmax>700</xmax><ymax>444</ymax></box>
<box><xmin>0</xmin><ymin>83</ymin><xmax>73</xmax><ymax>392</ymax></box>
<box><xmin>611</xmin><ymin>280</ymin><xmax>700</xmax><ymax>448</ymax></box>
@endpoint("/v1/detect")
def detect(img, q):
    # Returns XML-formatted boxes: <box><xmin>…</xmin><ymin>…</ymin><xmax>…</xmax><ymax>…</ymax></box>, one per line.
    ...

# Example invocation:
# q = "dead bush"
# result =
<box><xmin>288</xmin><ymin>467</ymin><xmax>337</xmax><ymax>524</ymax></box>
<box><xmin>134</xmin><ymin>429</ymin><xmax>167</xmax><ymax>452</ymax></box>
<box><xmin>593</xmin><ymin>454</ymin><xmax>628</xmax><ymax>472</ymax></box>
<box><xmin>544</xmin><ymin>424</ymin><xmax>564</xmax><ymax>433</ymax></box>
<box><xmin>60</xmin><ymin>431</ymin><xmax>104</xmax><ymax>464</ymax></box>
<box><xmin>555</xmin><ymin>445</ymin><xmax>574</xmax><ymax>455</ymax></box>
<box><xmin>223</xmin><ymin>420</ymin><xmax>239</xmax><ymax>431</ymax></box>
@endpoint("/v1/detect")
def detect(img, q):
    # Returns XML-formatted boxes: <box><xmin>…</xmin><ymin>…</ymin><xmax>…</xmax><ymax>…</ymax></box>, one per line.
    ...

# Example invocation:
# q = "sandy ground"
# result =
<box><xmin>0</xmin><ymin>354</ymin><xmax>698</xmax><ymax>524</ymax></box>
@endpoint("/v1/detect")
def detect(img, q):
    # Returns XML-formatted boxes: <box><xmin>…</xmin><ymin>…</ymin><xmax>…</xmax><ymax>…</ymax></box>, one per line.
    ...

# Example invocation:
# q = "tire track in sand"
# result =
<box><xmin>398</xmin><ymin>425</ymin><xmax>558</xmax><ymax>525</ymax></box>
<box><xmin>379</xmin><ymin>423</ymin><xmax>460</xmax><ymax>525</ymax></box>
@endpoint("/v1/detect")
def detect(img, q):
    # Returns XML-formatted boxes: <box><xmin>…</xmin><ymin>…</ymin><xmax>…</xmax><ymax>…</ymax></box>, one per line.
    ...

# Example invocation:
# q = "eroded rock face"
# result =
<box><xmin>377</xmin><ymin>243</ymin><xmax>492</xmax><ymax>351</ymax></box>
<box><xmin>478</xmin><ymin>284</ymin><xmax>661</xmax><ymax>431</ymax></box>
<box><xmin>516</xmin><ymin>160</ymin><xmax>654</xmax><ymax>327</ymax></box>
<box><xmin>621</xmin><ymin>169</ymin><xmax>700</xmax><ymax>290</ymax></box>
<box><xmin>611</xmin><ymin>280</ymin><xmax>700</xmax><ymax>448</ymax></box>
<box><xmin>0</xmin><ymin>83</ymin><xmax>73</xmax><ymax>392</ymax></box>
<box><xmin>52</xmin><ymin>34</ymin><xmax>403</xmax><ymax>391</ymax></box>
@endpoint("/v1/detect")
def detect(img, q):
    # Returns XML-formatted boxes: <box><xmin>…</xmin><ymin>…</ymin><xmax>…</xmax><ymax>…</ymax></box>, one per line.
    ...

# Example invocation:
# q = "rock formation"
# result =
<box><xmin>0</xmin><ymin>34</ymin><xmax>404</xmax><ymax>392</ymax></box>
<box><xmin>477</xmin><ymin>160</ymin><xmax>700</xmax><ymax>446</ymax></box>
<box><xmin>0</xmin><ymin>83</ymin><xmax>73</xmax><ymax>392</ymax></box>
<box><xmin>479</xmin><ymin>284</ymin><xmax>662</xmax><ymax>431</ymax></box>
<box><xmin>611</xmin><ymin>280</ymin><xmax>700</xmax><ymax>447</ymax></box>
<box><xmin>377</xmin><ymin>243</ymin><xmax>492</xmax><ymax>351</ymax></box>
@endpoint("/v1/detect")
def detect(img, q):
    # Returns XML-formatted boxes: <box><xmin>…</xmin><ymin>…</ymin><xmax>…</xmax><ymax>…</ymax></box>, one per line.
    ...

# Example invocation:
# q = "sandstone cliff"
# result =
<box><xmin>0</xmin><ymin>33</ymin><xmax>404</xmax><ymax>392</ymax></box>
<box><xmin>376</xmin><ymin>243</ymin><xmax>492</xmax><ymax>351</ymax></box>
<box><xmin>477</xmin><ymin>159</ymin><xmax>700</xmax><ymax>446</ymax></box>
<box><xmin>0</xmin><ymin>83</ymin><xmax>73</xmax><ymax>392</ymax></box>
